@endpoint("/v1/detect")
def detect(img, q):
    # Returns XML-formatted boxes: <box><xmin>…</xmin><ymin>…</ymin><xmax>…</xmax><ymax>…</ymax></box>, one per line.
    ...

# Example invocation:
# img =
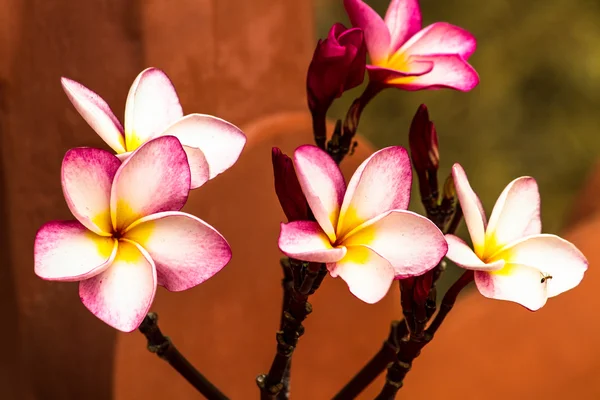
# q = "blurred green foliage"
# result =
<box><xmin>315</xmin><ymin>0</ymin><xmax>600</xmax><ymax>292</ymax></box>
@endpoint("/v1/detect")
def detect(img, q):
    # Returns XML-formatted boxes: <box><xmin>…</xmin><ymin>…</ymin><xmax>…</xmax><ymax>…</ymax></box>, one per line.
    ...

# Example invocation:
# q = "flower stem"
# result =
<box><xmin>375</xmin><ymin>270</ymin><xmax>474</xmax><ymax>399</ymax></box>
<box><xmin>257</xmin><ymin>260</ymin><xmax>323</xmax><ymax>399</ymax></box>
<box><xmin>138</xmin><ymin>313</ymin><xmax>229</xmax><ymax>400</ymax></box>
<box><xmin>311</xmin><ymin>110</ymin><xmax>328</xmax><ymax>150</ymax></box>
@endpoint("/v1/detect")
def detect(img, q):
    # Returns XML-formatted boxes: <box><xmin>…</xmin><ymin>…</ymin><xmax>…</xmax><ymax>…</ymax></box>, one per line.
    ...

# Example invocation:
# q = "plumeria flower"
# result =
<box><xmin>61</xmin><ymin>67</ymin><xmax>246</xmax><ymax>189</ymax></box>
<box><xmin>278</xmin><ymin>145</ymin><xmax>447</xmax><ymax>303</ymax></box>
<box><xmin>34</xmin><ymin>136</ymin><xmax>232</xmax><ymax>332</ymax></box>
<box><xmin>445</xmin><ymin>164</ymin><xmax>588</xmax><ymax>311</ymax></box>
<box><xmin>344</xmin><ymin>0</ymin><xmax>479</xmax><ymax>91</ymax></box>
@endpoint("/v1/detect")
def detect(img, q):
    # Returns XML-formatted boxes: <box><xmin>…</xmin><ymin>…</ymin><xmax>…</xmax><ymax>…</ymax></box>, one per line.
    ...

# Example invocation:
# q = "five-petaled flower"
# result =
<box><xmin>61</xmin><ymin>67</ymin><xmax>246</xmax><ymax>189</ymax></box>
<box><xmin>34</xmin><ymin>136</ymin><xmax>232</xmax><ymax>332</ymax></box>
<box><xmin>278</xmin><ymin>145</ymin><xmax>447</xmax><ymax>303</ymax></box>
<box><xmin>445</xmin><ymin>164</ymin><xmax>588</xmax><ymax>311</ymax></box>
<box><xmin>344</xmin><ymin>0</ymin><xmax>479</xmax><ymax>91</ymax></box>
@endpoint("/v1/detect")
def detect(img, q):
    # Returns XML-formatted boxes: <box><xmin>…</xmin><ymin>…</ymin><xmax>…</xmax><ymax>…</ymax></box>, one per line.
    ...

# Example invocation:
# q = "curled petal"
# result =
<box><xmin>474</xmin><ymin>264</ymin><xmax>548</xmax><ymax>311</ymax></box>
<box><xmin>387</xmin><ymin>54</ymin><xmax>479</xmax><ymax>92</ymax></box>
<box><xmin>61</xmin><ymin>77</ymin><xmax>126</xmax><ymax>153</ymax></box>
<box><xmin>124</xmin><ymin>211</ymin><xmax>231</xmax><ymax>291</ymax></box>
<box><xmin>384</xmin><ymin>0</ymin><xmax>422</xmax><ymax>53</ymax></box>
<box><xmin>182</xmin><ymin>145</ymin><xmax>210</xmax><ymax>189</ymax></box>
<box><xmin>337</xmin><ymin>146</ymin><xmax>412</xmax><ymax>238</ymax></box>
<box><xmin>79</xmin><ymin>240</ymin><xmax>157</xmax><ymax>332</ymax></box>
<box><xmin>161</xmin><ymin>114</ymin><xmax>246</xmax><ymax>182</ymax></box>
<box><xmin>62</xmin><ymin>147</ymin><xmax>121</xmax><ymax>235</ymax></box>
<box><xmin>34</xmin><ymin>221</ymin><xmax>117</xmax><ymax>281</ymax></box>
<box><xmin>492</xmin><ymin>234</ymin><xmax>588</xmax><ymax>298</ymax></box>
<box><xmin>445</xmin><ymin>234</ymin><xmax>504</xmax><ymax>271</ymax></box>
<box><xmin>366</xmin><ymin>59</ymin><xmax>432</xmax><ymax>84</ymax></box>
<box><xmin>328</xmin><ymin>245</ymin><xmax>395</xmax><ymax>303</ymax></box>
<box><xmin>124</xmin><ymin>68</ymin><xmax>183</xmax><ymax>150</ymax></box>
<box><xmin>401</xmin><ymin>22</ymin><xmax>477</xmax><ymax>59</ymax></box>
<box><xmin>343</xmin><ymin>0</ymin><xmax>391</xmax><ymax>64</ymax></box>
<box><xmin>278</xmin><ymin>221</ymin><xmax>346</xmax><ymax>263</ymax></box>
<box><xmin>343</xmin><ymin>210</ymin><xmax>447</xmax><ymax>277</ymax></box>
<box><xmin>293</xmin><ymin>145</ymin><xmax>346</xmax><ymax>242</ymax></box>
<box><xmin>485</xmin><ymin>177</ymin><xmax>541</xmax><ymax>255</ymax></box>
<box><xmin>451</xmin><ymin>163</ymin><xmax>486</xmax><ymax>256</ymax></box>
<box><xmin>111</xmin><ymin>136</ymin><xmax>190</xmax><ymax>232</ymax></box>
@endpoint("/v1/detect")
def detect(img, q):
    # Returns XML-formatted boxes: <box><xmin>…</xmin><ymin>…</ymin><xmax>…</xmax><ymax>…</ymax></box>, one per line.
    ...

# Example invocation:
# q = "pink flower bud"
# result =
<box><xmin>306</xmin><ymin>23</ymin><xmax>367</xmax><ymax>116</ymax></box>
<box><xmin>409</xmin><ymin>104</ymin><xmax>439</xmax><ymax>175</ymax></box>
<box><xmin>272</xmin><ymin>147</ymin><xmax>309</xmax><ymax>222</ymax></box>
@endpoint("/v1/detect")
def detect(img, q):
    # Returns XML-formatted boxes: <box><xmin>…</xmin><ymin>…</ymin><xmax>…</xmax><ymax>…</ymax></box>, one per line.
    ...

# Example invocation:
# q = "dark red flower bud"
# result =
<box><xmin>306</xmin><ymin>23</ymin><xmax>367</xmax><ymax>116</ymax></box>
<box><xmin>409</xmin><ymin>104</ymin><xmax>439</xmax><ymax>174</ymax></box>
<box><xmin>272</xmin><ymin>147</ymin><xmax>309</xmax><ymax>222</ymax></box>
<box><xmin>413</xmin><ymin>271</ymin><xmax>434</xmax><ymax>306</ymax></box>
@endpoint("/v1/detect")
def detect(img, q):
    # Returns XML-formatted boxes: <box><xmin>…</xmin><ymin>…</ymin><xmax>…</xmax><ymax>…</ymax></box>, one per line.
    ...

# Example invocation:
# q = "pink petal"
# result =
<box><xmin>124</xmin><ymin>68</ymin><xmax>183</xmax><ymax>151</ymax></box>
<box><xmin>293</xmin><ymin>145</ymin><xmax>346</xmax><ymax>242</ymax></box>
<box><xmin>182</xmin><ymin>145</ymin><xmax>210</xmax><ymax>189</ymax></box>
<box><xmin>388</xmin><ymin>54</ymin><xmax>479</xmax><ymax>92</ymax></box>
<box><xmin>328</xmin><ymin>245</ymin><xmax>395</xmax><ymax>303</ymax></box>
<box><xmin>484</xmin><ymin>177</ymin><xmax>541</xmax><ymax>255</ymax></box>
<box><xmin>111</xmin><ymin>136</ymin><xmax>190</xmax><ymax>232</ymax></box>
<box><xmin>492</xmin><ymin>234</ymin><xmax>588</xmax><ymax>298</ymax></box>
<box><xmin>278</xmin><ymin>221</ymin><xmax>347</xmax><ymax>263</ymax></box>
<box><xmin>343</xmin><ymin>0</ymin><xmax>391</xmax><ymax>64</ymax></box>
<box><xmin>474</xmin><ymin>264</ymin><xmax>548</xmax><ymax>311</ymax></box>
<box><xmin>161</xmin><ymin>114</ymin><xmax>246</xmax><ymax>181</ymax></box>
<box><xmin>445</xmin><ymin>234</ymin><xmax>505</xmax><ymax>271</ymax></box>
<box><xmin>401</xmin><ymin>22</ymin><xmax>477</xmax><ymax>59</ymax></box>
<box><xmin>451</xmin><ymin>163</ymin><xmax>486</xmax><ymax>256</ymax></box>
<box><xmin>342</xmin><ymin>210</ymin><xmax>447</xmax><ymax>278</ymax></box>
<box><xmin>34</xmin><ymin>220</ymin><xmax>117</xmax><ymax>281</ymax></box>
<box><xmin>79</xmin><ymin>240</ymin><xmax>156</xmax><ymax>332</ymax></box>
<box><xmin>61</xmin><ymin>77</ymin><xmax>126</xmax><ymax>153</ymax></box>
<box><xmin>62</xmin><ymin>147</ymin><xmax>121</xmax><ymax>235</ymax></box>
<box><xmin>123</xmin><ymin>211</ymin><xmax>231</xmax><ymax>291</ymax></box>
<box><xmin>337</xmin><ymin>146</ymin><xmax>412</xmax><ymax>238</ymax></box>
<box><xmin>366</xmin><ymin>61</ymin><xmax>433</xmax><ymax>84</ymax></box>
<box><xmin>384</xmin><ymin>0</ymin><xmax>422</xmax><ymax>53</ymax></box>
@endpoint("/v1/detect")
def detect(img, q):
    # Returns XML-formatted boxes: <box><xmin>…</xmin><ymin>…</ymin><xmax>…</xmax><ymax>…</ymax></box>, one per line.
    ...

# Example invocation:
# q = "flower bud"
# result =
<box><xmin>306</xmin><ymin>23</ymin><xmax>367</xmax><ymax>116</ymax></box>
<box><xmin>409</xmin><ymin>104</ymin><xmax>439</xmax><ymax>174</ymax></box>
<box><xmin>272</xmin><ymin>147</ymin><xmax>309</xmax><ymax>221</ymax></box>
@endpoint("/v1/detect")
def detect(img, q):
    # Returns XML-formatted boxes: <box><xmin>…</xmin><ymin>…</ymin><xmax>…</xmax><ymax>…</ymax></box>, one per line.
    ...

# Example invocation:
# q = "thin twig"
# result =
<box><xmin>139</xmin><ymin>313</ymin><xmax>229</xmax><ymax>400</ymax></box>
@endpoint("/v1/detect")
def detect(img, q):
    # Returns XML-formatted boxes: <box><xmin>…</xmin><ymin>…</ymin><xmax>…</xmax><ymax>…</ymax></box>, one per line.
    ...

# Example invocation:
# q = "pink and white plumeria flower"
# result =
<box><xmin>61</xmin><ymin>67</ymin><xmax>246</xmax><ymax>189</ymax></box>
<box><xmin>446</xmin><ymin>164</ymin><xmax>588</xmax><ymax>311</ymax></box>
<box><xmin>278</xmin><ymin>145</ymin><xmax>447</xmax><ymax>303</ymax></box>
<box><xmin>344</xmin><ymin>0</ymin><xmax>479</xmax><ymax>91</ymax></box>
<box><xmin>34</xmin><ymin>136</ymin><xmax>232</xmax><ymax>332</ymax></box>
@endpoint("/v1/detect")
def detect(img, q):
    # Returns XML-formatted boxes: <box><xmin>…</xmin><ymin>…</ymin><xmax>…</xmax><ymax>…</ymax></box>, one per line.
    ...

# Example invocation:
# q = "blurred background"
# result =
<box><xmin>315</xmin><ymin>0</ymin><xmax>600</xmax><ymax>291</ymax></box>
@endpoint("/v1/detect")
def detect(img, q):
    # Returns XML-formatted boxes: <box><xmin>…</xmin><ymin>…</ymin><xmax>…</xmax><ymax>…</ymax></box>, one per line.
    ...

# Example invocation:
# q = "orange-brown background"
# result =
<box><xmin>1</xmin><ymin>0</ymin><xmax>599</xmax><ymax>399</ymax></box>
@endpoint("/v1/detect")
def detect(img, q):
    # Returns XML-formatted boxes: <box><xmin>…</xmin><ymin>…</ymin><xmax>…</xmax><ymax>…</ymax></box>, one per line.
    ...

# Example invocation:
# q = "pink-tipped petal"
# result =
<box><xmin>124</xmin><ymin>211</ymin><xmax>231</xmax><ymax>291</ymax></box>
<box><xmin>278</xmin><ymin>221</ymin><xmax>347</xmax><ymax>263</ymax></box>
<box><xmin>124</xmin><ymin>68</ymin><xmax>183</xmax><ymax>150</ymax></box>
<box><xmin>366</xmin><ymin>61</ymin><xmax>433</xmax><ymax>84</ymax></box>
<box><xmin>485</xmin><ymin>177</ymin><xmax>541</xmax><ymax>254</ymax></box>
<box><xmin>492</xmin><ymin>234</ymin><xmax>588</xmax><ymax>298</ymax></box>
<box><xmin>342</xmin><ymin>210</ymin><xmax>447</xmax><ymax>278</ymax></box>
<box><xmin>445</xmin><ymin>234</ymin><xmax>505</xmax><ymax>271</ymax></box>
<box><xmin>451</xmin><ymin>163</ymin><xmax>486</xmax><ymax>256</ymax></box>
<box><xmin>337</xmin><ymin>146</ymin><xmax>412</xmax><ymax>238</ymax></box>
<box><xmin>384</xmin><ymin>0</ymin><xmax>422</xmax><ymax>53</ymax></box>
<box><xmin>182</xmin><ymin>145</ymin><xmax>210</xmax><ymax>189</ymax></box>
<box><xmin>34</xmin><ymin>220</ymin><xmax>117</xmax><ymax>281</ymax></box>
<box><xmin>79</xmin><ymin>240</ymin><xmax>156</xmax><ymax>332</ymax></box>
<box><xmin>343</xmin><ymin>0</ymin><xmax>391</xmax><ymax>64</ymax></box>
<box><xmin>293</xmin><ymin>145</ymin><xmax>346</xmax><ymax>242</ymax></box>
<box><xmin>61</xmin><ymin>77</ymin><xmax>126</xmax><ymax>153</ymax></box>
<box><xmin>161</xmin><ymin>114</ymin><xmax>246</xmax><ymax>181</ymax></box>
<box><xmin>474</xmin><ymin>265</ymin><xmax>548</xmax><ymax>311</ymax></box>
<box><xmin>62</xmin><ymin>147</ymin><xmax>121</xmax><ymax>235</ymax></box>
<box><xmin>328</xmin><ymin>245</ymin><xmax>395</xmax><ymax>303</ymax></box>
<box><xmin>388</xmin><ymin>54</ymin><xmax>479</xmax><ymax>92</ymax></box>
<box><xmin>111</xmin><ymin>136</ymin><xmax>190</xmax><ymax>232</ymax></box>
<box><xmin>401</xmin><ymin>22</ymin><xmax>477</xmax><ymax>59</ymax></box>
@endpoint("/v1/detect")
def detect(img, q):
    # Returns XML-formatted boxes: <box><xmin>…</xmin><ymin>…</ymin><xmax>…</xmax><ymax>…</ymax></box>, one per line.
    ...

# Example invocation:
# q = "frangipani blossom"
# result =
<box><xmin>445</xmin><ymin>163</ymin><xmax>588</xmax><ymax>311</ymax></box>
<box><xmin>344</xmin><ymin>0</ymin><xmax>479</xmax><ymax>91</ymax></box>
<box><xmin>34</xmin><ymin>136</ymin><xmax>232</xmax><ymax>332</ymax></box>
<box><xmin>61</xmin><ymin>68</ymin><xmax>246</xmax><ymax>189</ymax></box>
<box><xmin>278</xmin><ymin>145</ymin><xmax>447</xmax><ymax>303</ymax></box>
